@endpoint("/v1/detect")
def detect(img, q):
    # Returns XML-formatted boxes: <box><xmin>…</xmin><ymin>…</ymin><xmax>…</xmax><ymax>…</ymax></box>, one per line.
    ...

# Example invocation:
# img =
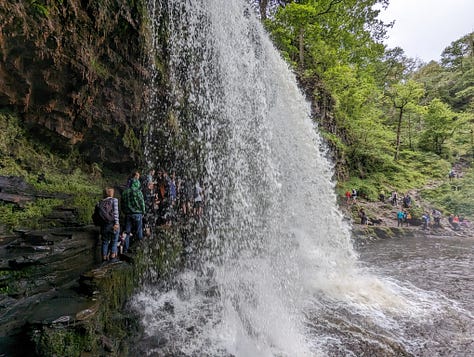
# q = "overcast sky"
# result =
<box><xmin>377</xmin><ymin>0</ymin><xmax>474</xmax><ymax>63</ymax></box>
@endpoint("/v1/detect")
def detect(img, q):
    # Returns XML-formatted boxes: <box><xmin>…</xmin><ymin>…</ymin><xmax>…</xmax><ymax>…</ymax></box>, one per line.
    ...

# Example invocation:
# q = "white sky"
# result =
<box><xmin>377</xmin><ymin>0</ymin><xmax>474</xmax><ymax>63</ymax></box>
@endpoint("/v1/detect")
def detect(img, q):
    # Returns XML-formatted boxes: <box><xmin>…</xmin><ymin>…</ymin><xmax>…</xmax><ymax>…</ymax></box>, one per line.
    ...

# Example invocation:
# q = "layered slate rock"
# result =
<box><xmin>0</xmin><ymin>221</ymin><xmax>197</xmax><ymax>357</ymax></box>
<box><xmin>0</xmin><ymin>226</ymin><xmax>100</xmax><ymax>356</ymax></box>
<box><xmin>0</xmin><ymin>1</ymin><xmax>150</xmax><ymax>170</ymax></box>
<box><xmin>0</xmin><ymin>175</ymin><xmax>80</xmax><ymax>229</ymax></box>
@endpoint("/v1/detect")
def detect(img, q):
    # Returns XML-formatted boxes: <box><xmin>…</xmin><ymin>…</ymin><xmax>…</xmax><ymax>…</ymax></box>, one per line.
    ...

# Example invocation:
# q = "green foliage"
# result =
<box><xmin>34</xmin><ymin>169</ymin><xmax>103</xmax><ymax>224</ymax></box>
<box><xmin>441</xmin><ymin>32</ymin><xmax>474</xmax><ymax>71</ymax></box>
<box><xmin>269</xmin><ymin>0</ymin><xmax>388</xmax><ymax>70</ymax></box>
<box><xmin>0</xmin><ymin>199</ymin><xmax>62</xmax><ymax>230</ymax></box>
<box><xmin>0</xmin><ymin>268</ymin><xmax>36</xmax><ymax>295</ymax></box>
<box><xmin>123</xmin><ymin>125</ymin><xmax>141</xmax><ymax>153</ymax></box>
<box><xmin>29</xmin><ymin>0</ymin><xmax>50</xmax><ymax>17</ymax></box>
<box><xmin>397</xmin><ymin>150</ymin><xmax>450</xmax><ymax>179</ymax></box>
<box><xmin>418</xmin><ymin>98</ymin><xmax>458</xmax><ymax>154</ymax></box>
<box><xmin>421</xmin><ymin>167</ymin><xmax>474</xmax><ymax>217</ymax></box>
<box><xmin>0</xmin><ymin>112</ymin><xmax>104</xmax><ymax>229</ymax></box>
<box><xmin>34</xmin><ymin>327</ymin><xmax>92</xmax><ymax>357</ymax></box>
<box><xmin>343</xmin><ymin>177</ymin><xmax>380</xmax><ymax>201</ymax></box>
<box><xmin>339</xmin><ymin>149</ymin><xmax>450</xmax><ymax>203</ymax></box>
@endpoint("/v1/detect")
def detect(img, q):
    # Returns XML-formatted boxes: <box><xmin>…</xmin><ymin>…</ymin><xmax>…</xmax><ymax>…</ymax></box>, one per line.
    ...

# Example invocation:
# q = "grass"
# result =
<box><xmin>339</xmin><ymin>149</ymin><xmax>450</xmax><ymax>200</ymax></box>
<box><xmin>421</xmin><ymin>166</ymin><xmax>474</xmax><ymax>218</ymax></box>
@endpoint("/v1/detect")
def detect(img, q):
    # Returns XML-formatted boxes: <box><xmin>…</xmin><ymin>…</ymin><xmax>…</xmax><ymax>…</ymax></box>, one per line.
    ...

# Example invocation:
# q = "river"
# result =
<box><xmin>353</xmin><ymin>234</ymin><xmax>474</xmax><ymax>356</ymax></box>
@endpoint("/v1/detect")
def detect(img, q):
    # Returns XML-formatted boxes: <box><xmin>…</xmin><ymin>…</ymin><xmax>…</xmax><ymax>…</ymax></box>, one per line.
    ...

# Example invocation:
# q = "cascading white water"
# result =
<box><xmin>133</xmin><ymin>1</ymin><xmax>467</xmax><ymax>356</ymax></box>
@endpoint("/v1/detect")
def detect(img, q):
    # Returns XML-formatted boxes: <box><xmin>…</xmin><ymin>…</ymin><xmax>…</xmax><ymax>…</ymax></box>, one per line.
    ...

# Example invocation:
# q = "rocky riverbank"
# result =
<box><xmin>346</xmin><ymin>190</ymin><xmax>473</xmax><ymax>244</ymax></box>
<box><xmin>0</xmin><ymin>173</ymin><xmax>205</xmax><ymax>356</ymax></box>
<box><xmin>0</xmin><ymin>222</ymin><xmax>195</xmax><ymax>357</ymax></box>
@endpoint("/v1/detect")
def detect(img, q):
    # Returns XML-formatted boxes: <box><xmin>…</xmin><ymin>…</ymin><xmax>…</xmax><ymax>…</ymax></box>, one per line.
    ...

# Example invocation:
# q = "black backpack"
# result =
<box><xmin>92</xmin><ymin>198</ymin><xmax>115</xmax><ymax>226</ymax></box>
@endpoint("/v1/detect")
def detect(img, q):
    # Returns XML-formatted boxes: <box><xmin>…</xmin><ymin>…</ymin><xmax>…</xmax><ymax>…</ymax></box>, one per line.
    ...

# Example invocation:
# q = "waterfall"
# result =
<box><xmin>132</xmin><ymin>1</ymin><xmax>444</xmax><ymax>356</ymax></box>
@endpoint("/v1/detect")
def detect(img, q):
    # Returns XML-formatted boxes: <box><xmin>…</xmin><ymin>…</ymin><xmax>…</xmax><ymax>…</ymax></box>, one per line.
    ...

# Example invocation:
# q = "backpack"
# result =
<box><xmin>92</xmin><ymin>198</ymin><xmax>115</xmax><ymax>226</ymax></box>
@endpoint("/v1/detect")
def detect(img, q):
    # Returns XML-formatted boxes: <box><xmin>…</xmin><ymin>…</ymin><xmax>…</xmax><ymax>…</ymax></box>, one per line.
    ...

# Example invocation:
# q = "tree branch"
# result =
<box><xmin>316</xmin><ymin>0</ymin><xmax>344</xmax><ymax>16</ymax></box>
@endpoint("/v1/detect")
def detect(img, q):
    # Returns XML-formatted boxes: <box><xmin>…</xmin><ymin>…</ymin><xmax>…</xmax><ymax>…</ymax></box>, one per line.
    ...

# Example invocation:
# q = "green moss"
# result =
<box><xmin>90</xmin><ymin>57</ymin><xmax>110</xmax><ymax>79</ymax></box>
<box><xmin>0</xmin><ymin>111</ymin><xmax>106</xmax><ymax>230</ymax></box>
<box><xmin>29</xmin><ymin>0</ymin><xmax>50</xmax><ymax>17</ymax></box>
<box><xmin>122</xmin><ymin>126</ymin><xmax>141</xmax><ymax>154</ymax></box>
<box><xmin>133</xmin><ymin>228</ymin><xmax>184</xmax><ymax>282</ymax></box>
<box><xmin>0</xmin><ymin>198</ymin><xmax>63</xmax><ymax>230</ymax></box>
<box><xmin>366</xmin><ymin>226</ymin><xmax>395</xmax><ymax>239</ymax></box>
<box><xmin>421</xmin><ymin>167</ymin><xmax>474</xmax><ymax>218</ymax></box>
<box><xmin>0</xmin><ymin>266</ymin><xmax>38</xmax><ymax>296</ymax></box>
<box><xmin>34</xmin><ymin>327</ymin><xmax>94</xmax><ymax>357</ymax></box>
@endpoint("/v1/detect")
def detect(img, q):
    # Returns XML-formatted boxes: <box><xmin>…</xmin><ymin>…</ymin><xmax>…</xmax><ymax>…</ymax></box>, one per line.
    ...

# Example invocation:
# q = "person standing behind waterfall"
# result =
<box><xmin>121</xmin><ymin>177</ymin><xmax>146</xmax><ymax>253</ymax></box>
<box><xmin>94</xmin><ymin>187</ymin><xmax>120</xmax><ymax>262</ymax></box>
<box><xmin>194</xmin><ymin>181</ymin><xmax>203</xmax><ymax>219</ymax></box>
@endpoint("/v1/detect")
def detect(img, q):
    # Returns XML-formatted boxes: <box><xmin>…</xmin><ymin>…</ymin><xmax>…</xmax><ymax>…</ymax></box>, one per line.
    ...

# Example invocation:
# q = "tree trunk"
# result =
<box><xmin>299</xmin><ymin>27</ymin><xmax>304</xmax><ymax>68</ymax></box>
<box><xmin>471</xmin><ymin>128</ymin><xmax>474</xmax><ymax>159</ymax></box>
<box><xmin>258</xmin><ymin>0</ymin><xmax>268</xmax><ymax>20</ymax></box>
<box><xmin>407</xmin><ymin>113</ymin><xmax>412</xmax><ymax>149</ymax></box>
<box><xmin>394</xmin><ymin>107</ymin><xmax>403</xmax><ymax>160</ymax></box>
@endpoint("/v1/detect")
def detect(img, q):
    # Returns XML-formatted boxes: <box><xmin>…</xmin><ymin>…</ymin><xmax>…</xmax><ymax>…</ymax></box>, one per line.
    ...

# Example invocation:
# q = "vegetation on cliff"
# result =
<box><xmin>0</xmin><ymin>0</ymin><xmax>157</xmax><ymax>231</ymax></box>
<box><xmin>0</xmin><ymin>111</ymin><xmax>108</xmax><ymax>229</ymax></box>
<box><xmin>0</xmin><ymin>0</ymin><xmax>149</xmax><ymax>170</ymax></box>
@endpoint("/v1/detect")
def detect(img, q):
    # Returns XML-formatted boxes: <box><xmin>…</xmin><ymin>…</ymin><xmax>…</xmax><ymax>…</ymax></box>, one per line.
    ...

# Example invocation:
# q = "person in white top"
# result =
<box><xmin>193</xmin><ymin>181</ymin><xmax>203</xmax><ymax>218</ymax></box>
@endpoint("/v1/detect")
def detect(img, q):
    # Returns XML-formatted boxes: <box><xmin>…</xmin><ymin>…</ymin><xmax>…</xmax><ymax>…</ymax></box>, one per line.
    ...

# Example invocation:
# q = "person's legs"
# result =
<box><xmin>101</xmin><ymin>225</ymin><xmax>113</xmax><ymax>260</ymax></box>
<box><xmin>124</xmin><ymin>215</ymin><xmax>132</xmax><ymax>252</ymax></box>
<box><xmin>133</xmin><ymin>213</ymin><xmax>143</xmax><ymax>240</ymax></box>
<box><xmin>110</xmin><ymin>229</ymin><xmax>119</xmax><ymax>259</ymax></box>
<box><xmin>101</xmin><ymin>238</ymin><xmax>110</xmax><ymax>260</ymax></box>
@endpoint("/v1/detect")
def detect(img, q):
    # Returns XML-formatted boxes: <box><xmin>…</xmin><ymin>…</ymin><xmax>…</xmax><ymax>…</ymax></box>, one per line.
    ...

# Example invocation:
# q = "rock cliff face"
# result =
<box><xmin>0</xmin><ymin>0</ymin><xmax>150</xmax><ymax>170</ymax></box>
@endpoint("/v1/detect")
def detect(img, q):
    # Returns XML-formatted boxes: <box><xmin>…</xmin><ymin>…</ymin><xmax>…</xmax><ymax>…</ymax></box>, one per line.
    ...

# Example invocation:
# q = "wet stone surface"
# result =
<box><xmin>0</xmin><ymin>226</ymin><xmax>101</xmax><ymax>356</ymax></box>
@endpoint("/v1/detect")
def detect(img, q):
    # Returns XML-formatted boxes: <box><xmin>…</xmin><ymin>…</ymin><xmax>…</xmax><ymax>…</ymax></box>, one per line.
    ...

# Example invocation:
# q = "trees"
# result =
<box><xmin>418</xmin><ymin>99</ymin><xmax>458</xmax><ymax>155</ymax></box>
<box><xmin>441</xmin><ymin>32</ymin><xmax>474</xmax><ymax>72</ymax></box>
<box><xmin>386</xmin><ymin>80</ymin><xmax>424</xmax><ymax>160</ymax></box>
<box><xmin>262</xmin><ymin>2</ymin><xmax>473</xmax><ymax>200</ymax></box>
<box><xmin>267</xmin><ymin>0</ymin><xmax>389</xmax><ymax>69</ymax></box>
<box><xmin>250</xmin><ymin>0</ymin><xmax>293</xmax><ymax>21</ymax></box>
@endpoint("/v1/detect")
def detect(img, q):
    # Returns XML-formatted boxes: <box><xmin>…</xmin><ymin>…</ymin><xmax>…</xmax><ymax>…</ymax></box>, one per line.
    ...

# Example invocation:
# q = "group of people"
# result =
<box><xmin>94</xmin><ymin>169</ymin><xmax>206</xmax><ymax>262</ymax></box>
<box><xmin>396</xmin><ymin>209</ymin><xmax>413</xmax><ymax>227</ymax></box>
<box><xmin>348</xmin><ymin>187</ymin><xmax>469</xmax><ymax>234</ymax></box>
<box><xmin>141</xmin><ymin>169</ymin><xmax>205</xmax><ymax>227</ymax></box>
<box><xmin>407</xmin><ymin>209</ymin><xmax>468</xmax><ymax>232</ymax></box>
<box><xmin>447</xmin><ymin>213</ymin><xmax>469</xmax><ymax>231</ymax></box>
<box><xmin>379</xmin><ymin>190</ymin><xmax>412</xmax><ymax>208</ymax></box>
<box><xmin>93</xmin><ymin>176</ymin><xmax>146</xmax><ymax>262</ymax></box>
<box><xmin>345</xmin><ymin>188</ymin><xmax>358</xmax><ymax>204</ymax></box>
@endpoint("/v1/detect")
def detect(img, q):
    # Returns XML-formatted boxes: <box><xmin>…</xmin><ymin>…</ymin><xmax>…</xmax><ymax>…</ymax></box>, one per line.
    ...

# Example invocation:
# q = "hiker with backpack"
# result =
<box><xmin>121</xmin><ymin>176</ymin><xmax>146</xmax><ymax>252</ymax></box>
<box><xmin>93</xmin><ymin>187</ymin><xmax>120</xmax><ymax>262</ymax></box>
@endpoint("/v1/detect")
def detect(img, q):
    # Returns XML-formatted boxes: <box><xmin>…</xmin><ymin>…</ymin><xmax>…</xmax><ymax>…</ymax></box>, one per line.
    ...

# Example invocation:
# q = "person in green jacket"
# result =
<box><xmin>121</xmin><ymin>177</ymin><xmax>146</xmax><ymax>253</ymax></box>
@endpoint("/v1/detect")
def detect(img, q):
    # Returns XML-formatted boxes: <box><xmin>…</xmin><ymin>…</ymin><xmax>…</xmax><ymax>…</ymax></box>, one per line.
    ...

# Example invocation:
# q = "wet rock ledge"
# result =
<box><xmin>0</xmin><ymin>224</ymin><xmax>189</xmax><ymax>357</ymax></box>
